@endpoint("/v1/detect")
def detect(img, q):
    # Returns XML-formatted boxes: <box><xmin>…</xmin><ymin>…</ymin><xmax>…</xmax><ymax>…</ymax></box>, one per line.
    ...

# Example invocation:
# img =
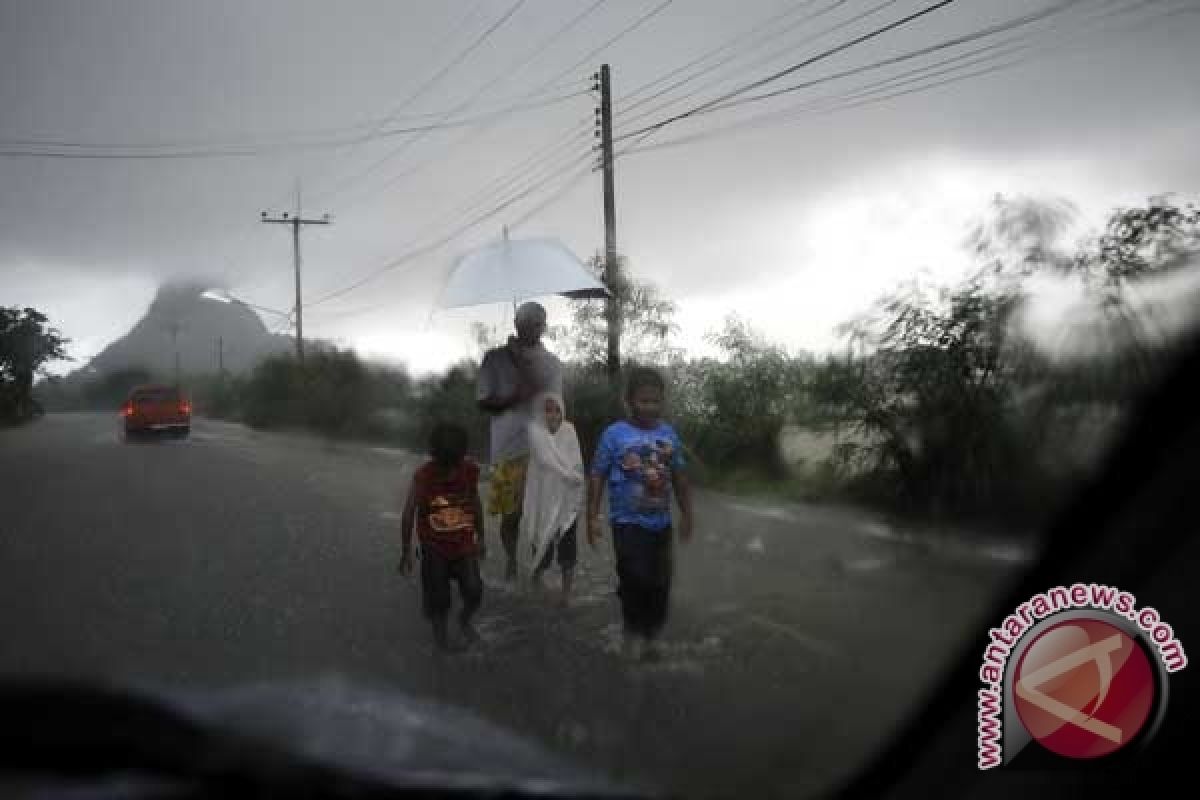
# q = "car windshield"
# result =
<box><xmin>2</xmin><ymin>2</ymin><xmax>1198</xmax><ymax>798</ymax></box>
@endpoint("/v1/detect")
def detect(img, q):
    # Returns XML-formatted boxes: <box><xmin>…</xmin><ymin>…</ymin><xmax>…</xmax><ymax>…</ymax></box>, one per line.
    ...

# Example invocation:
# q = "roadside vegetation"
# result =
<box><xmin>1</xmin><ymin>307</ymin><xmax>69</xmax><ymax>426</ymax></box>
<box><xmin>31</xmin><ymin>194</ymin><xmax>1200</xmax><ymax>535</ymax></box>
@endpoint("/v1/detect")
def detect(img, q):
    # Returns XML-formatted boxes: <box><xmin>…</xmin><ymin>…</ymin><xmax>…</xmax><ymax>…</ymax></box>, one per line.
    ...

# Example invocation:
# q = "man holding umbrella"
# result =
<box><xmin>477</xmin><ymin>301</ymin><xmax>563</xmax><ymax>582</ymax></box>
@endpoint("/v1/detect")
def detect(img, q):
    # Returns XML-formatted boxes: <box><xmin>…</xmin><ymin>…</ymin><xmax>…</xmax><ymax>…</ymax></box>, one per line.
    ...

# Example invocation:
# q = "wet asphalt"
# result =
<box><xmin>0</xmin><ymin>413</ymin><xmax>1028</xmax><ymax>799</ymax></box>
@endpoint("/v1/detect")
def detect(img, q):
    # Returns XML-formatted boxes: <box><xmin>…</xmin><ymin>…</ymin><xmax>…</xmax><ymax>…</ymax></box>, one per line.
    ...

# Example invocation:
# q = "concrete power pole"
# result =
<box><xmin>261</xmin><ymin>187</ymin><xmax>331</xmax><ymax>363</ymax></box>
<box><xmin>596</xmin><ymin>64</ymin><xmax>621</xmax><ymax>387</ymax></box>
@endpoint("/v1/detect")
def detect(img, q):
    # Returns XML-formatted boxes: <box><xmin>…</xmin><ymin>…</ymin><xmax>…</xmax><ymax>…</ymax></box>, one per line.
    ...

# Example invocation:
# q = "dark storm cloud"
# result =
<box><xmin>2</xmin><ymin>0</ymin><xmax>1197</xmax><ymax>368</ymax></box>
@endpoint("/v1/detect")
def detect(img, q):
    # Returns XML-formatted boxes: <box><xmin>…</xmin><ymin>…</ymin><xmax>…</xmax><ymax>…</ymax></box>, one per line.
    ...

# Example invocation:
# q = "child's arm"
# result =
<box><xmin>672</xmin><ymin>468</ymin><xmax>695</xmax><ymax>544</ymax></box>
<box><xmin>586</xmin><ymin>426</ymin><xmax>614</xmax><ymax>548</ymax></box>
<box><xmin>399</xmin><ymin>479</ymin><xmax>417</xmax><ymax>574</ymax></box>
<box><xmin>586</xmin><ymin>474</ymin><xmax>606</xmax><ymax>548</ymax></box>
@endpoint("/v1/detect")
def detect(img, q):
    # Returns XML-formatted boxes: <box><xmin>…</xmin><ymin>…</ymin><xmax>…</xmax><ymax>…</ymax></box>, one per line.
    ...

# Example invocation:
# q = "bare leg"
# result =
<box><xmin>431</xmin><ymin>615</ymin><xmax>451</xmax><ymax>651</ymax></box>
<box><xmin>559</xmin><ymin>567</ymin><xmax>574</xmax><ymax>607</ymax></box>
<box><xmin>458</xmin><ymin>557</ymin><xmax>483</xmax><ymax>646</ymax></box>
<box><xmin>500</xmin><ymin>512</ymin><xmax>520</xmax><ymax>581</ymax></box>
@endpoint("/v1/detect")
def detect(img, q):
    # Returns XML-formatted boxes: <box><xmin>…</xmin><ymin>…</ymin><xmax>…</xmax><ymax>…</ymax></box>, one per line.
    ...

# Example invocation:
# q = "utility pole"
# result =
<box><xmin>595</xmin><ymin>64</ymin><xmax>621</xmax><ymax>387</ymax></box>
<box><xmin>261</xmin><ymin>186</ymin><xmax>331</xmax><ymax>363</ymax></box>
<box><xmin>217</xmin><ymin>336</ymin><xmax>224</xmax><ymax>375</ymax></box>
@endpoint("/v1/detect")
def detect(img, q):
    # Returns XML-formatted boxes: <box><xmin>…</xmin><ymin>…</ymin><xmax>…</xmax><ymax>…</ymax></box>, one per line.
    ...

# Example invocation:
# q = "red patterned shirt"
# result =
<box><xmin>412</xmin><ymin>460</ymin><xmax>481</xmax><ymax>559</ymax></box>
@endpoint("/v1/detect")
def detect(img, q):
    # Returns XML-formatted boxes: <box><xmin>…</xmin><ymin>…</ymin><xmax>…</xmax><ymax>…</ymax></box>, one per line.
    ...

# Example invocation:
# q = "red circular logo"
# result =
<box><xmin>1013</xmin><ymin>617</ymin><xmax>1156</xmax><ymax>759</ymax></box>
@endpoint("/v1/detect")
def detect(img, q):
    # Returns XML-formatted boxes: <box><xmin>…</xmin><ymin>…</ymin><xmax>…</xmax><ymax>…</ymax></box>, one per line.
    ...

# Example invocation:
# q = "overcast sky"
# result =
<box><xmin>2</xmin><ymin>0</ymin><xmax>1198</xmax><ymax>375</ymax></box>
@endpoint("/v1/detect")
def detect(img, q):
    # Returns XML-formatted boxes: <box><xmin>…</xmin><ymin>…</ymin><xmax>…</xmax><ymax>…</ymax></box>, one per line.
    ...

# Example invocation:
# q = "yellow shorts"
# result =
<box><xmin>486</xmin><ymin>455</ymin><xmax>528</xmax><ymax>517</ymax></box>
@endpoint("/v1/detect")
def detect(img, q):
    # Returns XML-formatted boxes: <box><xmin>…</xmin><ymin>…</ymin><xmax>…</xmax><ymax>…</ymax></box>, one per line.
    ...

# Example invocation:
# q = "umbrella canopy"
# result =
<box><xmin>437</xmin><ymin>231</ymin><xmax>610</xmax><ymax>310</ymax></box>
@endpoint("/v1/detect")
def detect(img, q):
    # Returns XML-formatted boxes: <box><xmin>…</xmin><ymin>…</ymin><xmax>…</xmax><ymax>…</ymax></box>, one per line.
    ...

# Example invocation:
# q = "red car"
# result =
<box><xmin>121</xmin><ymin>384</ymin><xmax>191</xmax><ymax>439</ymax></box>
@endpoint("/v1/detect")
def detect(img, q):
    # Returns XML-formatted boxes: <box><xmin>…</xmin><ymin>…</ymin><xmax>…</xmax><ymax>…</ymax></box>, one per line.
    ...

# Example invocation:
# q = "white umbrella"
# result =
<box><xmin>437</xmin><ymin>228</ymin><xmax>610</xmax><ymax>311</ymax></box>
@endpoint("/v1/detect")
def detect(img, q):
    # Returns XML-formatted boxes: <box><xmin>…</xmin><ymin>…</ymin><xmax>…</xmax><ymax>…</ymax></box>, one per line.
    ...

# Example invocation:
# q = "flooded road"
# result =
<box><xmin>1</xmin><ymin>413</ymin><xmax>1029</xmax><ymax>798</ymax></box>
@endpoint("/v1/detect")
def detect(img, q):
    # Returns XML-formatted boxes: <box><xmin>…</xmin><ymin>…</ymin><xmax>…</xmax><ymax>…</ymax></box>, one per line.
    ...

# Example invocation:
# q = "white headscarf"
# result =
<box><xmin>519</xmin><ymin>391</ymin><xmax>584</xmax><ymax>573</ymax></box>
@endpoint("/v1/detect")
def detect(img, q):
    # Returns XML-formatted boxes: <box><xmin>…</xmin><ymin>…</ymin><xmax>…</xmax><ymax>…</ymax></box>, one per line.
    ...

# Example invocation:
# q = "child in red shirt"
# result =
<box><xmin>399</xmin><ymin>422</ymin><xmax>486</xmax><ymax>651</ymax></box>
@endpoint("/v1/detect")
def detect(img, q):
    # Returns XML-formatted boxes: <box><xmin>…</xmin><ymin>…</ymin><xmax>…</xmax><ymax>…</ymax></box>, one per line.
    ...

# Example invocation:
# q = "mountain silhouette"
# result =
<box><xmin>75</xmin><ymin>281</ymin><xmax>291</xmax><ymax>379</ymax></box>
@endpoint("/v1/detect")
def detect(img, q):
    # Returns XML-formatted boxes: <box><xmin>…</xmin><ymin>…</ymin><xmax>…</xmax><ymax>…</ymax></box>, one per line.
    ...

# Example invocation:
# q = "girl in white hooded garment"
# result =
<box><xmin>520</xmin><ymin>392</ymin><xmax>585</xmax><ymax>606</ymax></box>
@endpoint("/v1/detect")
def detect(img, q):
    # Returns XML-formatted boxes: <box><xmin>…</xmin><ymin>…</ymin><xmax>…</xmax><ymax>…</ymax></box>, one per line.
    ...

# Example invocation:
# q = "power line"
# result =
<box><xmin>0</xmin><ymin>91</ymin><xmax>587</xmax><ymax>157</ymax></box>
<box><xmin>615</xmin><ymin>0</ymin><xmax>858</xmax><ymax>123</ymax></box>
<box><xmin>406</xmin><ymin>130</ymin><xmax>594</xmax><ymax>245</ymax></box>
<box><xmin>0</xmin><ymin>83</ymin><xmax>584</xmax><ymax>150</ymax></box>
<box><xmin>234</xmin><ymin>0</ymin><xmax>642</xmax><ymax>306</ymax></box>
<box><xmin>0</xmin><ymin>0</ymin><xmax>701</xmax><ymax>164</ymax></box>
<box><xmin>286</xmin><ymin>1</ymin><xmax>491</xmax><ymax>187</ymax></box>
<box><xmin>225</xmin><ymin>1</ymin><xmax>1111</xmax><ymax>304</ymax></box>
<box><xmin>290</xmin><ymin>0</ymin><xmax>669</xmax><ymax>226</ymax></box>
<box><xmin>170</xmin><ymin>1</ymin><xmax>495</xmax><ymax>306</ymax></box>
<box><xmin>300</xmin><ymin>0</ymin><xmax>644</xmax><ymax>219</ymax></box>
<box><xmin>615</xmin><ymin>50</ymin><xmax>1038</xmax><ymax>156</ymax></box>
<box><xmin>307</xmin><ymin>0</ymin><xmax>529</xmax><ymax>208</ymax></box>
<box><xmin>302</xmin><ymin>2</ymin><xmax>681</xmax><ymax>307</ymax></box>
<box><xmin>614</xmin><ymin>0</ymin><xmax>962</xmax><ymax>144</ymax></box>
<box><xmin>330</xmin><ymin>123</ymin><xmax>593</xmax><ymax>283</ymax></box>
<box><xmin>711</xmin><ymin>0</ymin><xmax>1164</xmax><ymax>133</ymax></box>
<box><xmin>613</xmin><ymin>1</ymin><xmax>898</xmax><ymax>137</ymax></box>
<box><xmin>803</xmin><ymin>0</ymin><xmax>1193</xmax><ymax>110</ymax></box>
<box><xmin>305</xmin><ymin>148</ymin><xmax>594</xmax><ymax>308</ymax></box>
<box><xmin>302</xmin><ymin>151</ymin><xmax>595</xmax><ymax>309</ymax></box>
<box><xmin>281</xmin><ymin>6</ymin><xmax>606</xmax><ymax>225</ymax></box>
<box><xmin>615</xmin><ymin>0</ymin><xmax>903</xmax><ymax>132</ymax></box>
<box><xmin>243</xmin><ymin>119</ymin><xmax>592</xmax><ymax>312</ymax></box>
<box><xmin>308</xmin><ymin>155</ymin><xmax>593</xmax><ymax>311</ymax></box>
<box><xmin>0</xmin><ymin>147</ymin><xmax>278</xmax><ymax>160</ymax></box>
<box><xmin>614</xmin><ymin>0</ymin><xmax>937</xmax><ymax>137</ymax></box>
<box><xmin>527</xmin><ymin>0</ymin><xmax>677</xmax><ymax>97</ymax></box>
<box><xmin>698</xmin><ymin>0</ymin><xmax>1087</xmax><ymax>116</ymax></box>
<box><xmin>616</xmin><ymin>0</ymin><xmax>1181</xmax><ymax>157</ymax></box>
<box><xmin>507</xmin><ymin>157</ymin><xmax>596</xmax><ymax>231</ymax></box>
<box><xmin>302</xmin><ymin>159</ymin><xmax>595</xmax><ymax>322</ymax></box>
<box><xmin>324</xmin><ymin>0</ymin><xmax>606</xmax><ymax>214</ymax></box>
<box><xmin>366</xmin><ymin>0</ymin><xmax>492</xmax><ymax>129</ymax></box>
<box><xmin>615</xmin><ymin>0</ymin><xmax>833</xmax><ymax>109</ymax></box>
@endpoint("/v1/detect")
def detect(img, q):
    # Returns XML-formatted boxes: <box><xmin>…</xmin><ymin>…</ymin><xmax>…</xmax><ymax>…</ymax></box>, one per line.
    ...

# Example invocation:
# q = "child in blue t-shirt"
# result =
<box><xmin>587</xmin><ymin>366</ymin><xmax>694</xmax><ymax>661</ymax></box>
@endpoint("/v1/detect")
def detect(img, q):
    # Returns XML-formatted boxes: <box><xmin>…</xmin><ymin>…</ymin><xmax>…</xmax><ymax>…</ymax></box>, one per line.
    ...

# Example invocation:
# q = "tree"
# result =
<box><xmin>1029</xmin><ymin>195</ymin><xmax>1200</xmax><ymax>408</ymax></box>
<box><xmin>966</xmin><ymin>192</ymin><xmax>1079</xmax><ymax>282</ymax></box>
<box><xmin>0</xmin><ymin>307</ymin><xmax>70</xmax><ymax>424</ymax></box>
<box><xmin>813</xmin><ymin>277</ymin><xmax>1019</xmax><ymax>515</ymax></box>
<box><xmin>551</xmin><ymin>252</ymin><xmax>683</xmax><ymax>368</ymax></box>
<box><xmin>470</xmin><ymin>321</ymin><xmax>506</xmax><ymax>361</ymax></box>
<box><xmin>1071</xmin><ymin>195</ymin><xmax>1200</xmax><ymax>370</ymax></box>
<box><xmin>812</xmin><ymin>194</ymin><xmax>1200</xmax><ymax>525</ymax></box>
<box><xmin>411</xmin><ymin>360</ymin><xmax>486</xmax><ymax>457</ymax></box>
<box><xmin>677</xmin><ymin>316</ymin><xmax>802</xmax><ymax>479</ymax></box>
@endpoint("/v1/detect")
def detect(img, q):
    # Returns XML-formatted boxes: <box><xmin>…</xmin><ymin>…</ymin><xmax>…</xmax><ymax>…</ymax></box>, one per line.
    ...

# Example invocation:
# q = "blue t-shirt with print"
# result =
<box><xmin>591</xmin><ymin>420</ymin><xmax>686</xmax><ymax>531</ymax></box>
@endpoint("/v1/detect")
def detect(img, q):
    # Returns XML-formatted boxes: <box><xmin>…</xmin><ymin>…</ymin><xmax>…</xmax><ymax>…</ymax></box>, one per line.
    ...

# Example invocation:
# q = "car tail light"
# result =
<box><xmin>121</xmin><ymin>403</ymin><xmax>133</xmax><ymax>416</ymax></box>
<box><xmin>180</xmin><ymin>402</ymin><xmax>192</xmax><ymax>415</ymax></box>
